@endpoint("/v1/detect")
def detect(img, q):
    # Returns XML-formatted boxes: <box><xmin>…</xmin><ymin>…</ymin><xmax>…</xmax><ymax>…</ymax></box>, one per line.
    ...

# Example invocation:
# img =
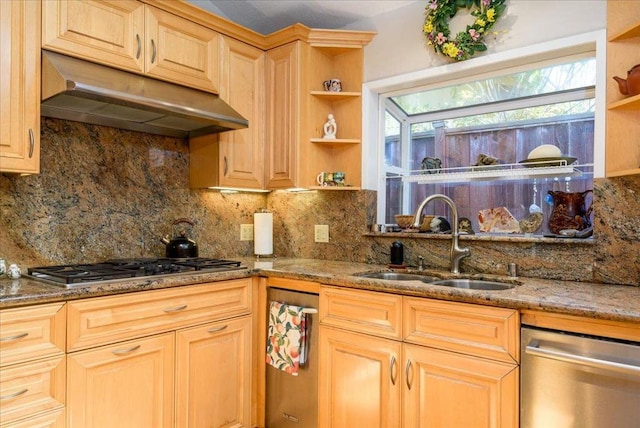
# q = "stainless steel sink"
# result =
<box><xmin>431</xmin><ymin>278</ymin><xmax>515</xmax><ymax>290</ymax></box>
<box><xmin>355</xmin><ymin>272</ymin><xmax>440</xmax><ymax>283</ymax></box>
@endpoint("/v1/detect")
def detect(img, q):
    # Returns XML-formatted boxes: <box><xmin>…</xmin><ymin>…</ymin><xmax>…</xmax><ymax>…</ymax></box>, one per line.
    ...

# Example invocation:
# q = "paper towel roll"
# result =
<box><xmin>254</xmin><ymin>212</ymin><xmax>273</xmax><ymax>256</ymax></box>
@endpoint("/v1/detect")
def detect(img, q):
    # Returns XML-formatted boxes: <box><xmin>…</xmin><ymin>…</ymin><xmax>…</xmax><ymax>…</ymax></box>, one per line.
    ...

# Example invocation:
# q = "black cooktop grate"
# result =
<box><xmin>27</xmin><ymin>258</ymin><xmax>244</xmax><ymax>286</ymax></box>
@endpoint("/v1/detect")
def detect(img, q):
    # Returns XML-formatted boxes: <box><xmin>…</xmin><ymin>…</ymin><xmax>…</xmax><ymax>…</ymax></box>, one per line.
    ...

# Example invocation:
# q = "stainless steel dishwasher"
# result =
<box><xmin>521</xmin><ymin>327</ymin><xmax>640</xmax><ymax>428</ymax></box>
<box><xmin>266</xmin><ymin>287</ymin><xmax>319</xmax><ymax>428</ymax></box>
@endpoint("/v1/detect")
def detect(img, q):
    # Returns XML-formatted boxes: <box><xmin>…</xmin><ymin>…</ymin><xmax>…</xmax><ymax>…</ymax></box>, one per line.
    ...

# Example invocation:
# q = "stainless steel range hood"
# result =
<box><xmin>41</xmin><ymin>51</ymin><xmax>248</xmax><ymax>138</ymax></box>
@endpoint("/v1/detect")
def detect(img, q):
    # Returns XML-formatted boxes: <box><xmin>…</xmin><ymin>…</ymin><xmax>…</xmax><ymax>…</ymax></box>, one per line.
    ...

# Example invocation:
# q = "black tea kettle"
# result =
<box><xmin>160</xmin><ymin>218</ymin><xmax>199</xmax><ymax>258</ymax></box>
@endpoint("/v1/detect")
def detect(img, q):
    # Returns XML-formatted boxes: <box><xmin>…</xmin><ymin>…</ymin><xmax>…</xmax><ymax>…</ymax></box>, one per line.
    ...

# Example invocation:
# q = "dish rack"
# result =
<box><xmin>400</xmin><ymin>160</ymin><xmax>593</xmax><ymax>185</ymax></box>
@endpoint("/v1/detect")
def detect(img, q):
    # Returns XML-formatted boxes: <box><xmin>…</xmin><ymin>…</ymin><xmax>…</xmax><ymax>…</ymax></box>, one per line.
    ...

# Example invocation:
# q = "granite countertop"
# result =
<box><xmin>1</xmin><ymin>258</ymin><xmax>638</xmax><ymax>324</ymax></box>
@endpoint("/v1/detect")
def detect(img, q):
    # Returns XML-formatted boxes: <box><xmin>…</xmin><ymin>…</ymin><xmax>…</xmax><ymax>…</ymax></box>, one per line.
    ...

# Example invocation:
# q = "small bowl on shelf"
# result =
<box><xmin>394</xmin><ymin>214</ymin><xmax>418</xmax><ymax>230</ymax></box>
<box><xmin>419</xmin><ymin>215</ymin><xmax>435</xmax><ymax>232</ymax></box>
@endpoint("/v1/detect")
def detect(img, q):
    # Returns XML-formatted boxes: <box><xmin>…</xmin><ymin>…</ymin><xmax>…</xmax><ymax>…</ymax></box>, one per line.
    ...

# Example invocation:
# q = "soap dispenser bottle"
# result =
<box><xmin>390</xmin><ymin>241</ymin><xmax>404</xmax><ymax>266</ymax></box>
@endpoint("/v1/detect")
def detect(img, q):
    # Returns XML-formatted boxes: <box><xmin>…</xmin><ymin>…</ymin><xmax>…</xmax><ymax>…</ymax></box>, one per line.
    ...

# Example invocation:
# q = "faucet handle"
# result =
<box><xmin>418</xmin><ymin>256</ymin><xmax>425</xmax><ymax>271</ymax></box>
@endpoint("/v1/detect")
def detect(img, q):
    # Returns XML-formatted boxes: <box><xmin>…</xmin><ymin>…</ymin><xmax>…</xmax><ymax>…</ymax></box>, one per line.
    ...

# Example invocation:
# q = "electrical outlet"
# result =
<box><xmin>314</xmin><ymin>225</ymin><xmax>329</xmax><ymax>243</ymax></box>
<box><xmin>240</xmin><ymin>224</ymin><xmax>254</xmax><ymax>241</ymax></box>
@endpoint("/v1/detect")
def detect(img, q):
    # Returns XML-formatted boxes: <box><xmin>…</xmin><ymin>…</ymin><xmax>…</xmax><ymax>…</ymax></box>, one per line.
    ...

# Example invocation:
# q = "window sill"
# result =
<box><xmin>364</xmin><ymin>231</ymin><xmax>595</xmax><ymax>245</ymax></box>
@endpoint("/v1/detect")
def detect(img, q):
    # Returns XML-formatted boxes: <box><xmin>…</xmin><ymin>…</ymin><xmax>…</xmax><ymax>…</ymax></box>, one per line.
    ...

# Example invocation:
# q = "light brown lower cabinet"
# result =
<box><xmin>319</xmin><ymin>285</ymin><xmax>519</xmax><ymax>428</ymax></box>
<box><xmin>176</xmin><ymin>315</ymin><xmax>252</xmax><ymax>428</ymax></box>
<box><xmin>65</xmin><ymin>279</ymin><xmax>252</xmax><ymax>428</ymax></box>
<box><xmin>0</xmin><ymin>408</ymin><xmax>66</xmax><ymax>428</ymax></box>
<box><xmin>0</xmin><ymin>356</ymin><xmax>66</xmax><ymax>427</ymax></box>
<box><xmin>318</xmin><ymin>327</ymin><xmax>402</xmax><ymax>427</ymax></box>
<box><xmin>0</xmin><ymin>303</ymin><xmax>66</xmax><ymax>427</ymax></box>
<box><xmin>403</xmin><ymin>344</ymin><xmax>518</xmax><ymax>427</ymax></box>
<box><xmin>67</xmin><ymin>332</ymin><xmax>175</xmax><ymax>428</ymax></box>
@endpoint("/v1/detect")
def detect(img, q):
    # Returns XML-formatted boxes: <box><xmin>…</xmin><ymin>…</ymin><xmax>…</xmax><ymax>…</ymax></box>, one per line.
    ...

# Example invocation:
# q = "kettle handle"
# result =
<box><xmin>172</xmin><ymin>218</ymin><xmax>195</xmax><ymax>227</ymax></box>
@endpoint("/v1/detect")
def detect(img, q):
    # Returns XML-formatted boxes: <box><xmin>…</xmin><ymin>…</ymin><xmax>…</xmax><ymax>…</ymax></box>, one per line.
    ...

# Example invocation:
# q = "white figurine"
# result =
<box><xmin>7</xmin><ymin>264</ymin><xmax>21</xmax><ymax>279</ymax></box>
<box><xmin>323</xmin><ymin>114</ymin><xmax>337</xmax><ymax>139</ymax></box>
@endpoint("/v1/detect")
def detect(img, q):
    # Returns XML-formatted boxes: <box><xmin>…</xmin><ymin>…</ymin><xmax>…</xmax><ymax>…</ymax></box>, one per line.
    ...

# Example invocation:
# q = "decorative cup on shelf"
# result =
<box><xmin>332</xmin><ymin>172</ymin><xmax>345</xmax><ymax>186</ymax></box>
<box><xmin>316</xmin><ymin>172</ymin><xmax>334</xmax><ymax>186</ymax></box>
<box><xmin>316</xmin><ymin>171</ymin><xmax>345</xmax><ymax>186</ymax></box>
<box><xmin>323</xmin><ymin>79</ymin><xmax>342</xmax><ymax>92</ymax></box>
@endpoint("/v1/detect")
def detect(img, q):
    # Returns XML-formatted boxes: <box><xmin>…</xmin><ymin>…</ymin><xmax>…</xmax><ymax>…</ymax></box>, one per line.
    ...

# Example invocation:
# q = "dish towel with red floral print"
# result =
<box><xmin>266</xmin><ymin>301</ymin><xmax>308</xmax><ymax>376</ymax></box>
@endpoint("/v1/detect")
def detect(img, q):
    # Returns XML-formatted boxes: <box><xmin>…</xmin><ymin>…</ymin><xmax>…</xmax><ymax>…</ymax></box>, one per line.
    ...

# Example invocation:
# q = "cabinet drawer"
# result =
<box><xmin>0</xmin><ymin>356</ymin><xmax>66</xmax><ymax>426</ymax></box>
<box><xmin>320</xmin><ymin>286</ymin><xmax>402</xmax><ymax>340</ymax></box>
<box><xmin>0</xmin><ymin>303</ymin><xmax>66</xmax><ymax>367</ymax></box>
<box><xmin>403</xmin><ymin>297</ymin><xmax>519</xmax><ymax>363</ymax></box>
<box><xmin>67</xmin><ymin>279</ymin><xmax>251</xmax><ymax>351</ymax></box>
<box><xmin>0</xmin><ymin>407</ymin><xmax>65</xmax><ymax>428</ymax></box>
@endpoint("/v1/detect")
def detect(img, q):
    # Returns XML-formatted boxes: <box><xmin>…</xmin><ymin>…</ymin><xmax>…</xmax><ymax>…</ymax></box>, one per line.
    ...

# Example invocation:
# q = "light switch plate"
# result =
<box><xmin>314</xmin><ymin>225</ymin><xmax>329</xmax><ymax>243</ymax></box>
<box><xmin>240</xmin><ymin>224</ymin><xmax>254</xmax><ymax>241</ymax></box>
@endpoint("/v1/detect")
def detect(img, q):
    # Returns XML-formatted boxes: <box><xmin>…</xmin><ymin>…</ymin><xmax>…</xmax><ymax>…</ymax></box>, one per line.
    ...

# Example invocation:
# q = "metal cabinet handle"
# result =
<box><xmin>112</xmin><ymin>344</ymin><xmax>141</xmax><ymax>355</ymax></box>
<box><xmin>163</xmin><ymin>304</ymin><xmax>187</xmax><ymax>313</ymax></box>
<box><xmin>135</xmin><ymin>34</ymin><xmax>141</xmax><ymax>59</ymax></box>
<box><xmin>28</xmin><ymin>129</ymin><xmax>34</xmax><ymax>158</ymax></box>
<box><xmin>390</xmin><ymin>355</ymin><xmax>397</xmax><ymax>385</ymax></box>
<box><xmin>525</xmin><ymin>344</ymin><xmax>640</xmax><ymax>375</ymax></box>
<box><xmin>405</xmin><ymin>359</ymin><xmax>412</xmax><ymax>390</ymax></box>
<box><xmin>207</xmin><ymin>325</ymin><xmax>228</xmax><ymax>334</ymax></box>
<box><xmin>223</xmin><ymin>156</ymin><xmax>228</xmax><ymax>175</ymax></box>
<box><xmin>0</xmin><ymin>388</ymin><xmax>28</xmax><ymax>400</ymax></box>
<box><xmin>151</xmin><ymin>39</ymin><xmax>157</xmax><ymax>64</ymax></box>
<box><xmin>0</xmin><ymin>332</ymin><xmax>29</xmax><ymax>342</ymax></box>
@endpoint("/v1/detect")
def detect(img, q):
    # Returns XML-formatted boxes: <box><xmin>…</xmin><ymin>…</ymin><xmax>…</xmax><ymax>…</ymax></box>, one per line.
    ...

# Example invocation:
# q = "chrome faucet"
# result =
<box><xmin>413</xmin><ymin>194</ymin><xmax>470</xmax><ymax>274</ymax></box>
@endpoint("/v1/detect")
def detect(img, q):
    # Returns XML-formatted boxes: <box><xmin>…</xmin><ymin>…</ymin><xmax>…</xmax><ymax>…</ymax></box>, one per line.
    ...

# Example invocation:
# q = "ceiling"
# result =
<box><xmin>187</xmin><ymin>0</ymin><xmax>415</xmax><ymax>35</ymax></box>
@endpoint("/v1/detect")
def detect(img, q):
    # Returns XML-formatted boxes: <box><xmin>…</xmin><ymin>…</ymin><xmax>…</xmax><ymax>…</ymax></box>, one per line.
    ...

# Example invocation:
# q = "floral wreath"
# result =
<box><xmin>423</xmin><ymin>0</ymin><xmax>507</xmax><ymax>61</ymax></box>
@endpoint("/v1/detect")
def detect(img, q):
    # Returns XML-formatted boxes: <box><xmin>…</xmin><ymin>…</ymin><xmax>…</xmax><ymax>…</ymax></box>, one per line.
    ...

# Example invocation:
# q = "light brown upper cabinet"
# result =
<box><xmin>190</xmin><ymin>36</ymin><xmax>266</xmax><ymax>189</ymax></box>
<box><xmin>606</xmin><ymin>0</ymin><xmax>640</xmax><ymax>177</ymax></box>
<box><xmin>0</xmin><ymin>0</ymin><xmax>41</xmax><ymax>174</ymax></box>
<box><xmin>42</xmin><ymin>0</ymin><xmax>219</xmax><ymax>93</ymax></box>
<box><xmin>265</xmin><ymin>41</ymin><xmax>301</xmax><ymax>189</ymax></box>
<box><xmin>265</xmin><ymin>29</ymin><xmax>375</xmax><ymax>190</ymax></box>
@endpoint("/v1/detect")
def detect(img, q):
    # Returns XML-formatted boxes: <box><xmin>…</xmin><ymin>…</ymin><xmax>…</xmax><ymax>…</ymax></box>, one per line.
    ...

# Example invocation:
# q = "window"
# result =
<box><xmin>378</xmin><ymin>54</ymin><xmax>597</xmax><ymax>235</ymax></box>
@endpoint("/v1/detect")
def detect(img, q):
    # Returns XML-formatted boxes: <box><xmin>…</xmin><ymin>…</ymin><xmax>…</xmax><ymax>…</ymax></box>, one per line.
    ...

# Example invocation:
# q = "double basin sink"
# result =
<box><xmin>355</xmin><ymin>271</ymin><xmax>515</xmax><ymax>290</ymax></box>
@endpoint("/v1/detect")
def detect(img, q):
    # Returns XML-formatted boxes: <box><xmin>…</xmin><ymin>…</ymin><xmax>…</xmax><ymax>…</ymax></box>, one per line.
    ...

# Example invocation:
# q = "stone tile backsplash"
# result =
<box><xmin>0</xmin><ymin>119</ymin><xmax>638</xmax><ymax>285</ymax></box>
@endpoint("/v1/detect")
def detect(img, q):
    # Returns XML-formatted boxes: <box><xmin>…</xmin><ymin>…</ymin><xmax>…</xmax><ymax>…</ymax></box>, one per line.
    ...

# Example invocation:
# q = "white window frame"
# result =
<box><xmin>361</xmin><ymin>30</ymin><xmax>607</xmax><ymax>224</ymax></box>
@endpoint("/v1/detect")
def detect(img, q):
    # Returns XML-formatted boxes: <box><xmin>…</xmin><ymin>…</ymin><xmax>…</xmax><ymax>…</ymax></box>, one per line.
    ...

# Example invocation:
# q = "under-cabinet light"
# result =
<box><xmin>207</xmin><ymin>187</ymin><xmax>271</xmax><ymax>193</ymax></box>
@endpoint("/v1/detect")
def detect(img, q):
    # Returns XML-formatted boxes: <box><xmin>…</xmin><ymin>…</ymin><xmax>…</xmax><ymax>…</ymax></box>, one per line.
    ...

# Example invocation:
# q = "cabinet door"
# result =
<box><xmin>216</xmin><ymin>36</ymin><xmax>266</xmax><ymax>189</ymax></box>
<box><xmin>266</xmin><ymin>42</ymin><xmax>300</xmax><ymax>189</ymax></box>
<box><xmin>175</xmin><ymin>316</ymin><xmax>252</xmax><ymax>428</ymax></box>
<box><xmin>403</xmin><ymin>343</ymin><xmax>518</xmax><ymax>428</ymax></box>
<box><xmin>66</xmin><ymin>333</ymin><xmax>175</xmax><ymax>428</ymax></box>
<box><xmin>318</xmin><ymin>327</ymin><xmax>402</xmax><ymax>428</ymax></box>
<box><xmin>145</xmin><ymin>5</ymin><xmax>219</xmax><ymax>93</ymax></box>
<box><xmin>0</xmin><ymin>0</ymin><xmax>40</xmax><ymax>174</ymax></box>
<box><xmin>41</xmin><ymin>0</ymin><xmax>145</xmax><ymax>73</ymax></box>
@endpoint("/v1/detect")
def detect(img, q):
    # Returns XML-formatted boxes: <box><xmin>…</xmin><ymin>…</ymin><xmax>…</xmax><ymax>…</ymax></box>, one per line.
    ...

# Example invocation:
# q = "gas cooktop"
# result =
<box><xmin>27</xmin><ymin>257</ymin><xmax>246</xmax><ymax>288</ymax></box>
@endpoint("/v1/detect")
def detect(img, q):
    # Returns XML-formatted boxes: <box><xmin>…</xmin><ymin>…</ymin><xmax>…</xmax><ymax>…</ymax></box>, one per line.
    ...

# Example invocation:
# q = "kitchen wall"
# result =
<box><xmin>355</xmin><ymin>0</ymin><xmax>607</xmax><ymax>81</ymax></box>
<box><xmin>1</xmin><ymin>0</ymin><xmax>637</xmax><ymax>286</ymax></box>
<box><xmin>1</xmin><ymin>117</ymin><xmax>638</xmax><ymax>285</ymax></box>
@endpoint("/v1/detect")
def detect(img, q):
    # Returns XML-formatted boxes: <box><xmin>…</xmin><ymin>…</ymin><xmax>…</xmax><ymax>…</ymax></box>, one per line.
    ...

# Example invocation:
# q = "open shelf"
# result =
<box><xmin>608</xmin><ymin>22</ymin><xmax>640</xmax><ymax>41</ymax></box>
<box><xmin>400</xmin><ymin>161</ymin><xmax>593</xmax><ymax>185</ymax></box>
<box><xmin>607</xmin><ymin>93</ymin><xmax>640</xmax><ymax>110</ymax></box>
<box><xmin>310</xmin><ymin>138</ymin><xmax>360</xmax><ymax>144</ymax></box>
<box><xmin>308</xmin><ymin>185</ymin><xmax>361</xmax><ymax>191</ymax></box>
<box><xmin>311</xmin><ymin>90</ymin><xmax>361</xmax><ymax>100</ymax></box>
<box><xmin>606</xmin><ymin>167</ymin><xmax>640</xmax><ymax>177</ymax></box>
